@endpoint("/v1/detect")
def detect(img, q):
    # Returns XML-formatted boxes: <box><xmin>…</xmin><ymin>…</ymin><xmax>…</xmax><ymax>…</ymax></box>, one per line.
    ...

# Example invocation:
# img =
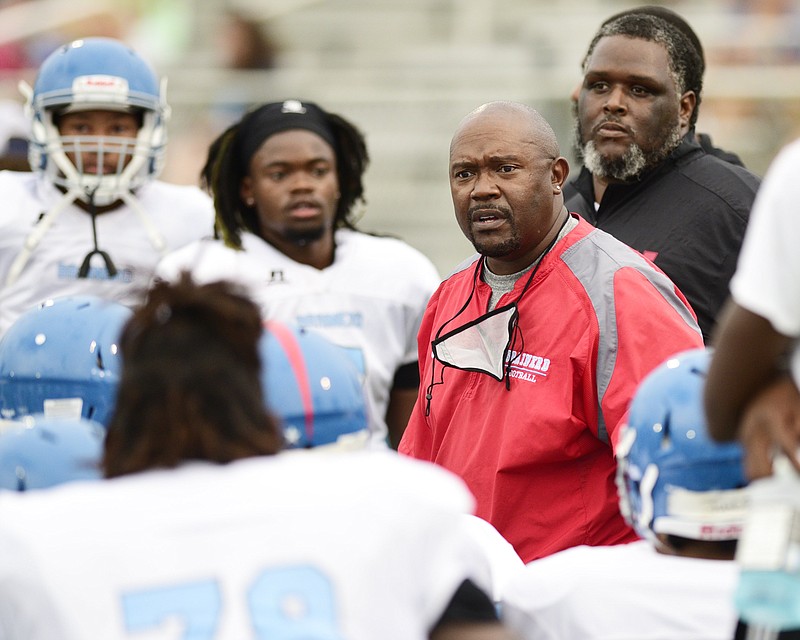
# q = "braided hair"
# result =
<box><xmin>201</xmin><ymin>100</ymin><xmax>369</xmax><ymax>249</ymax></box>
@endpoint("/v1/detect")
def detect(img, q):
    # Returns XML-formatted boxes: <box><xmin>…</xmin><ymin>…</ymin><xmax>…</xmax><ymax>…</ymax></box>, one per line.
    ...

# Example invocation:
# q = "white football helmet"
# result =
<box><xmin>22</xmin><ymin>37</ymin><xmax>170</xmax><ymax>207</ymax></box>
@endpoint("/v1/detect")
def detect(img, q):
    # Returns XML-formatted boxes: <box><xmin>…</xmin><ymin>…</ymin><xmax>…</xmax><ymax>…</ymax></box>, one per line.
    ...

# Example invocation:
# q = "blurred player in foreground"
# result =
<box><xmin>0</xmin><ymin>273</ymin><xmax>515</xmax><ymax>639</ymax></box>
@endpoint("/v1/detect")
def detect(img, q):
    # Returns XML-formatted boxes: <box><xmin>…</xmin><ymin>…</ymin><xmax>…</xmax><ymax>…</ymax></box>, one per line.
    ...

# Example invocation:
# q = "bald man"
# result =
<box><xmin>399</xmin><ymin>101</ymin><xmax>703</xmax><ymax>563</ymax></box>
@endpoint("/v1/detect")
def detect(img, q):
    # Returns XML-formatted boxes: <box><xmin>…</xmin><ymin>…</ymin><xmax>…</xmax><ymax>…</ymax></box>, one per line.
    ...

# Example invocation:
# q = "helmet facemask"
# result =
<box><xmin>25</xmin><ymin>85</ymin><xmax>168</xmax><ymax>207</ymax></box>
<box><xmin>33</xmin><ymin>106</ymin><xmax>167</xmax><ymax>207</ymax></box>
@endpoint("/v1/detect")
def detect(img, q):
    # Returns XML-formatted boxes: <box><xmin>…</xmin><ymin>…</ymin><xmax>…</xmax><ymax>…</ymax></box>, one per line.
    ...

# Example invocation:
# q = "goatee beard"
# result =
<box><xmin>284</xmin><ymin>225</ymin><xmax>327</xmax><ymax>246</ymax></box>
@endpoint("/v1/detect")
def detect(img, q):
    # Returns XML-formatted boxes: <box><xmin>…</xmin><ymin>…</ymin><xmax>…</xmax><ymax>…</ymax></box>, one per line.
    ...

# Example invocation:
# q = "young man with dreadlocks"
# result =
<box><xmin>154</xmin><ymin>99</ymin><xmax>440</xmax><ymax>449</ymax></box>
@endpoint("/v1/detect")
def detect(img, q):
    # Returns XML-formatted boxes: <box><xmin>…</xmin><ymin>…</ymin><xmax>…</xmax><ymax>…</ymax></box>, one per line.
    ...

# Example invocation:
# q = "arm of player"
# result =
<box><xmin>431</xmin><ymin>621</ymin><xmax>521</xmax><ymax>640</ymax></box>
<box><xmin>736</xmin><ymin>374</ymin><xmax>800</xmax><ymax>479</ymax></box>
<box><xmin>705</xmin><ymin>301</ymin><xmax>795</xmax><ymax>439</ymax></box>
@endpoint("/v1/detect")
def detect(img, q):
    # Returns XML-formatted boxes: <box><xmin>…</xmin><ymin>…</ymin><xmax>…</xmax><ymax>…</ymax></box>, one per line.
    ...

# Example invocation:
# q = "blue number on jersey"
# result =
<box><xmin>249</xmin><ymin>566</ymin><xmax>340</xmax><ymax>638</ymax></box>
<box><xmin>122</xmin><ymin>580</ymin><xmax>220</xmax><ymax>638</ymax></box>
<box><xmin>121</xmin><ymin>566</ymin><xmax>343</xmax><ymax>639</ymax></box>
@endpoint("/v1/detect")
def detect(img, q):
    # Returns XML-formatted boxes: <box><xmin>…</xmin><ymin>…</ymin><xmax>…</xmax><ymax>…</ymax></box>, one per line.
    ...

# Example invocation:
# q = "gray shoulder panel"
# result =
<box><xmin>559</xmin><ymin>228</ymin><xmax>700</xmax><ymax>444</ymax></box>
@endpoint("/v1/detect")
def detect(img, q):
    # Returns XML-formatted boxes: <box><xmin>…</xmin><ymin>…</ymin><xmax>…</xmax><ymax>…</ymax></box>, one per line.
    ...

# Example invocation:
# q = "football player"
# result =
<box><xmin>0</xmin><ymin>37</ymin><xmax>214</xmax><ymax>336</ymax></box>
<box><xmin>0</xmin><ymin>273</ymin><xmax>516</xmax><ymax>639</ymax></box>
<box><xmin>154</xmin><ymin>99</ymin><xmax>441</xmax><ymax>449</ymax></box>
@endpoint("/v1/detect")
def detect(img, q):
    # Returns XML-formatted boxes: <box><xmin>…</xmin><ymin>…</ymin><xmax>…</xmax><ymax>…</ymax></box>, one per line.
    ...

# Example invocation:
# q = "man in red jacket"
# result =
<box><xmin>399</xmin><ymin>101</ymin><xmax>703</xmax><ymax>563</ymax></box>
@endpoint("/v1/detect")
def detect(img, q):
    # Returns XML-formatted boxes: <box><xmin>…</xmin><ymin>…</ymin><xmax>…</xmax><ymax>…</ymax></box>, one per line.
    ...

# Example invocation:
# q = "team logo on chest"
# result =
<box><xmin>506</xmin><ymin>349</ymin><xmax>551</xmax><ymax>383</ymax></box>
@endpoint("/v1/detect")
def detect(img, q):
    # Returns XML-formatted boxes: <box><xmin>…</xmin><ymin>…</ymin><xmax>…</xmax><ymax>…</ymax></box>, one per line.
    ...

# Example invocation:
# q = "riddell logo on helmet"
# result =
<box><xmin>699</xmin><ymin>523</ymin><xmax>743</xmax><ymax>539</ymax></box>
<box><xmin>72</xmin><ymin>75</ymin><xmax>130</xmax><ymax>94</ymax></box>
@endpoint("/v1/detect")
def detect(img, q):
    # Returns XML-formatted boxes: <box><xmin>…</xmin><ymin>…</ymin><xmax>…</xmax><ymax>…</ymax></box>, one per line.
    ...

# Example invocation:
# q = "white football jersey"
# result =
<box><xmin>0</xmin><ymin>450</ymin><xmax>491</xmax><ymax>639</ymax></box>
<box><xmin>0</xmin><ymin>171</ymin><xmax>215</xmax><ymax>336</ymax></box>
<box><xmin>460</xmin><ymin>515</ymin><xmax>524</xmax><ymax>604</ymax></box>
<box><xmin>154</xmin><ymin>230</ymin><xmax>441</xmax><ymax>441</ymax></box>
<box><xmin>501</xmin><ymin>540</ymin><xmax>739</xmax><ymax>640</ymax></box>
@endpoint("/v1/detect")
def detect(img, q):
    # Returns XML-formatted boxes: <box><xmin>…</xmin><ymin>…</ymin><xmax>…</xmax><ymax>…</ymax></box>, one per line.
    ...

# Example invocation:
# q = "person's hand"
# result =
<box><xmin>739</xmin><ymin>375</ymin><xmax>800</xmax><ymax>479</ymax></box>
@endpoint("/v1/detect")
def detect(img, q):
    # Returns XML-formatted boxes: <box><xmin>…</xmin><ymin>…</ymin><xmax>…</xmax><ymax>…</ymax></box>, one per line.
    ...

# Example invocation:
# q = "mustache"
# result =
<box><xmin>591</xmin><ymin>117</ymin><xmax>633</xmax><ymax>136</ymax></box>
<box><xmin>467</xmin><ymin>205</ymin><xmax>512</xmax><ymax>221</ymax></box>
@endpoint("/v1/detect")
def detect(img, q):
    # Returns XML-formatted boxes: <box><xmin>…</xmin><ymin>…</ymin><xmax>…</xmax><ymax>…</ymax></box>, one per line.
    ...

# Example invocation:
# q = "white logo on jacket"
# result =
<box><xmin>506</xmin><ymin>350</ymin><xmax>550</xmax><ymax>383</ymax></box>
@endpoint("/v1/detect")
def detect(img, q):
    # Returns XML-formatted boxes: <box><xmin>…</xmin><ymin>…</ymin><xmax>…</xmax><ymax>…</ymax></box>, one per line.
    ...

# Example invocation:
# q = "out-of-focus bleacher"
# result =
<box><xmin>2</xmin><ymin>0</ymin><xmax>799</xmax><ymax>274</ymax></box>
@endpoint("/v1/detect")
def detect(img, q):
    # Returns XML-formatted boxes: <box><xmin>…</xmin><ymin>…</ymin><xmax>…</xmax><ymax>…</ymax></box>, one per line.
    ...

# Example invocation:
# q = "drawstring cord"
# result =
<box><xmin>425</xmin><ymin>211</ymin><xmax>571</xmax><ymax>413</ymax></box>
<box><xmin>424</xmin><ymin>259</ymin><xmax>481</xmax><ymax>416</ymax></box>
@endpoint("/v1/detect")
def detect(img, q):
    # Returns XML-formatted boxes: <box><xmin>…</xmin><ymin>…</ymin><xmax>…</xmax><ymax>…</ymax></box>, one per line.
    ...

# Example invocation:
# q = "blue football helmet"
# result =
<box><xmin>0</xmin><ymin>296</ymin><xmax>131</xmax><ymax>427</ymax></box>
<box><xmin>0</xmin><ymin>415</ymin><xmax>104</xmax><ymax>491</ymax></box>
<box><xmin>260</xmin><ymin>322</ymin><xmax>369</xmax><ymax>449</ymax></box>
<box><xmin>21</xmin><ymin>37</ymin><xmax>169</xmax><ymax>206</ymax></box>
<box><xmin>616</xmin><ymin>348</ymin><xmax>748</xmax><ymax>544</ymax></box>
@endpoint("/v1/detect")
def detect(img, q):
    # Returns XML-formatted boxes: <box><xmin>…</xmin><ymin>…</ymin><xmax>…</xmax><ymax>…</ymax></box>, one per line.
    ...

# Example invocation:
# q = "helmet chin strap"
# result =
<box><xmin>5</xmin><ymin>187</ymin><xmax>167</xmax><ymax>286</ymax></box>
<box><xmin>78</xmin><ymin>187</ymin><xmax>117</xmax><ymax>279</ymax></box>
<box><xmin>5</xmin><ymin>183</ymin><xmax>169</xmax><ymax>287</ymax></box>
<box><xmin>5</xmin><ymin>186</ymin><xmax>84</xmax><ymax>286</ymax></box>
<box><xmin>119</xmin><ymin>190</ymin><xmax>166</xmax><ymax>255</ymax></box>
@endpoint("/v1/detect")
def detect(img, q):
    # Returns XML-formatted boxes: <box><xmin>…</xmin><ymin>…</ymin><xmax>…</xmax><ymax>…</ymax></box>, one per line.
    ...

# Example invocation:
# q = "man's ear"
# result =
<box><xmin>552</xmin><ymin>156</ymin><xmax>570</xmax><ymax>190</ymax></box>
<box><xmin>240</xmin><ymin>176</ymin><xmax>254</xmax><ymax>204</ymax></box>
<box><xmin>679</xmin><ymin>91</ymin><xmax>697</xmax><ymax>131</ymax></box>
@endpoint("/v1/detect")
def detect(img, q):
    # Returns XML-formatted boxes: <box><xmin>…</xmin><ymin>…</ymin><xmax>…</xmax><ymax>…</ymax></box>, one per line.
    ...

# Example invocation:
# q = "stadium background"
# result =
<box><xmin>0</xmin><ymin>0</ymin><xmax>798</xmax><ymax>275</ymax></box>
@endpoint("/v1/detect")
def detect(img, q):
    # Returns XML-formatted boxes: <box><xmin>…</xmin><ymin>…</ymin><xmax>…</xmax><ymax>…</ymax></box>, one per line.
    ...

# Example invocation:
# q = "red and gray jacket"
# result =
<box><xmin>399</xmin><ymin>215</ymin><xmax>703</xmax><ymax>562</ymax></box>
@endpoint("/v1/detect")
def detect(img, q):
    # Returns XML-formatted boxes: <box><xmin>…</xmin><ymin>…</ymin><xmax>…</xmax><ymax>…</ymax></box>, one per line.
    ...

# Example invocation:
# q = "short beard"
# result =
<box><xmin>582</xmin><ymin>140</ymin><xmax>648</xmax><ymax>182</ymax></box>
<box><xmin>575</xmin><ymin>118</ymin><xmax>683</xmax><ymax>182</ymax></box>
<box><xmin>466</xmin><ymin>218</ymin><xmax>521</xmax><ymax>259</ymax></box>
<box><xmin>472</xmin><ymin>235</ymin><xmax>521</xmax><ymax>259</ymax></box>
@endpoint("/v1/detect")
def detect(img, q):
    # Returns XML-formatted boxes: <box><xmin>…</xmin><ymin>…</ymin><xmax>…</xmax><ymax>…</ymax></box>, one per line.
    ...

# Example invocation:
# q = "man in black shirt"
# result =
<box><xmin>565</xmin><ymin>10</ymin><xmax>760</xmax><ymax>341</ymax></box>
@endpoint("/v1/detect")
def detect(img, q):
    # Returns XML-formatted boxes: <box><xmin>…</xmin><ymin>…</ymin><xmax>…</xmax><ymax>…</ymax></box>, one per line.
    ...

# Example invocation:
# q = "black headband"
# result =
<box><xmin>236</xmin><ymin>99</ymin><xmax>337</xmax><ymax>169</ymax></box>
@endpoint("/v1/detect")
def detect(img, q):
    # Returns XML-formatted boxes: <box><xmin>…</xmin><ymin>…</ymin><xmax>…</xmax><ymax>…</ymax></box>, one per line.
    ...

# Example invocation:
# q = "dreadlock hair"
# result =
<box><xmin>201</xmin><ymin>100</ymin><xmax>370</xmax><ymax>250</ymax></box>
<box><xmin>103</xmin><ymin>272</ymin><xmax>283</xmax><ymax>478</ymax></box>
<box><xmin>582</xmin><ymin>12</ymin><xmax>704</xmax><ymax>127</ymax></box>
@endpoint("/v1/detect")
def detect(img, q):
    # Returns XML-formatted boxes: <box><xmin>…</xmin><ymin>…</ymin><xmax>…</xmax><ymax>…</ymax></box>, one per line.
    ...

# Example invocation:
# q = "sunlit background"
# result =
<box><xmin>0</xmin><ymin>0</ymin><xmax>798</xmax><ymax>275</ymax></box>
